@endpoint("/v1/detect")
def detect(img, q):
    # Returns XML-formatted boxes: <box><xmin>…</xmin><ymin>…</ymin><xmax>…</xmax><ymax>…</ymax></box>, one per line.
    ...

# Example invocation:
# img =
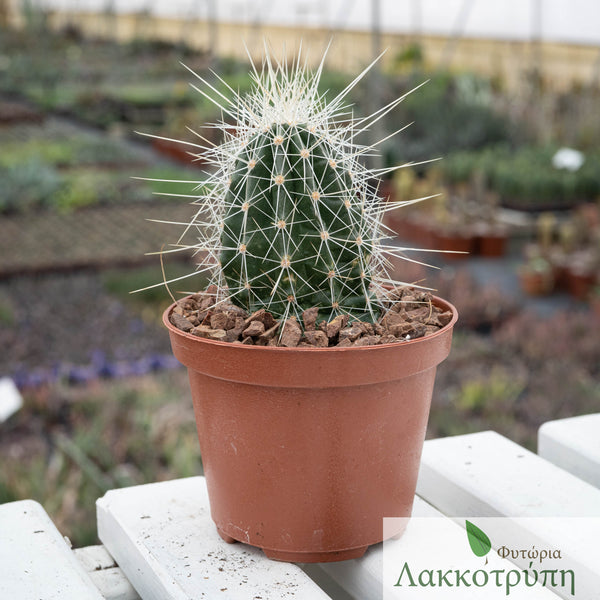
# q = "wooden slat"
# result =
<box><xmin>313</xmin><ymin>496</ymin><xmax>558</xmax><ymax>599</ymax></box>
<box><xmin>417</xmin><ymin>431</ymin><xmax>600</xmax><ymax>600</ymax></box>
<box><xmin>74</xmin><ymin>545</ymin><xmax>140</xmax><ymax>600</ymax></box>
<box><xmin>96</xmin><ymin>476</ymin><xmax>332</xmax><ymax>600</ymax></box>
<box><xmin>418</xmin><ymin>431</ymin><xmax>600</xmax><ymax>517</ymax></box>
<box><xmin>538</xmin><ymin>413</ymin><xmax>600</xmax><ymax>488</ymax></box>
<box><xmin>0</xmin><ymin>500</ymin><xmax>104</xmax><ymax>600</ymax></box>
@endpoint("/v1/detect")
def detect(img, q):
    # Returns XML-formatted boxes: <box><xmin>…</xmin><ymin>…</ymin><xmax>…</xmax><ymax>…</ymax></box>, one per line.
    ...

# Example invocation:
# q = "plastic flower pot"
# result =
<box><xmin>163</xmin><ymin>295</ymin><xmax>457</xmax><ymax>563</ymax></box>
<box><xmin>566</xmin><ymin>267</ymin><xmax>597</xmax><ymax>300</ymax></box>
<box><xmin>152</xmin><ymin>138</ymin><xmax>208</xmax><ymax>167</ymax></box>
<box><xmin>432</xmin><ymin>228</ymin><xmax>475</xmax><ymax>259</ymax></box>
<box><xmin>474</xmin><ymin>225</ymin><xmax>508</xmax><ymax>258</ymax></box>
<box><xmin>519</xmin><ymin>268</ymin><xmax>554</xmax><ymax>296</ymax></box>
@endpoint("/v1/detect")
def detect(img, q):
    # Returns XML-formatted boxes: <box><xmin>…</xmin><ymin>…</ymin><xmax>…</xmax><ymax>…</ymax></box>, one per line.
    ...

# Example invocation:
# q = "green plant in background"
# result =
<box><xmin>454</xmin><ymin>367</ymin><xmax>526</xmax><ymax>414</ymax></box>
<box><xmin>54</xmin><ymin>176</ymin><xmax>100</xmax><ymax>213</ymax></box>
<box><xmin>392</xmin><ymin>43</ymin><xmax>424</xmax><ymax>72</ymax></box>
<box><xmin>0</xmin><ymin>292</ymin><xmax>15</xmax><ymax>326</ymax></box>
<box><xmin>382</xmin><ymin>70</ymin><xmax>512</xmax><ymax>167</ymax></box>
<box><xmin>153</xmin><ymin>50</ymin><xmax>429</xmax><ymax>323</ymax></box>
<box><xmin>0</xmin><ymin>137</ymin><xmax>145</xmax><ymax>171</ymax></box>
<box><xmin>0</xmin><ymin>139</ymin><xmax>74</xmax><ymax>168</ymax></box>
<box><xmin>0</xmin><ymin>159</ymin><xmax>63</xmax><ymax>213</ymax></box>
<box><xmin>441</xmin><ymin>144</ymin><xmax>600</xmax><ymax>209</ymax></box>
<box><xmin>0</xmin><ymin>374</ymin><xmax>201</xmax><ymax>547</ymax></box>
<box><xmin>102</xmin><ymin>263</ymin><xmax>207</xmax><ymax>324</ymax></box>
<box><xmin>140</xmin><ymin>166</ymin><xmax>207</xmax><ymax>198</ymax></box>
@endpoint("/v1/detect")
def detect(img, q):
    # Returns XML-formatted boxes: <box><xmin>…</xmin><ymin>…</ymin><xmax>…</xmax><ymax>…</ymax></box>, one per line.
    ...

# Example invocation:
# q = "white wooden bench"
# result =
<box><xmin>538</xmin><ymin>413</ymin><xmax>600</xmax><ymax>488</ymax></box>
<box><xmin>0</xmin><ymin>499</ymin><xmax>117</xmax><ymax>600</ymax></box>
<box><xmin>2</xmin><ymin>414</ymin><xmax>599</xmax><ymax>599</ymax></box>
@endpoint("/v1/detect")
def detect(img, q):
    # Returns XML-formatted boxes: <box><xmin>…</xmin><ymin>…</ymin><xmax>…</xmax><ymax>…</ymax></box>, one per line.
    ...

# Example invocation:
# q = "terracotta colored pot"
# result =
<box><xmin>406</xmin><ymin>216</ymin><xmax>436</xmax><ymax>247</ymax></box>
<box><xmin>152</xmin><ymin>138</ymin><xmax>207</xmax><ymax>167</ymax></box>
<box><xmin>519</xmin><ymin>269</ymin><xmax>554</xmax><ymax>296</ymax></box>
<box><xmin>164</xmin><ymin>297</ymin><xmax>457</xmax><ymax>563</ymax></box>
<box><xmin>565</xmin><ymin>267</ymin><xmax>597</xmax><ymax>300</ymax></box>
<box><xmin>552</xmin><ymin>262</ymin><xmax>569</xmax><ymax>291</ymax></box>
<box><xmin>432</xmin><ymin>230</ymin><xmax>474</xmax><ymax>259</ymax></box>
<box><xmin>382</xmin><ymin>209</ymin><xmax>402</xmax><ymax>235</ymax></box>
<box><xmin>476</xmin><ymin>232</ymin><xmax>508</xmax><ymax>257</ymax></box>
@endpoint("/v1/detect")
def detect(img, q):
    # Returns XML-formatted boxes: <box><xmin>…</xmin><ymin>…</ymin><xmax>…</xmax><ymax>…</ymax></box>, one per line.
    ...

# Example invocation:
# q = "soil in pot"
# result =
<box><xmin>169</xmin><ymin>286</ymin><xmax>454</xmax><ymax>348</ymax></box>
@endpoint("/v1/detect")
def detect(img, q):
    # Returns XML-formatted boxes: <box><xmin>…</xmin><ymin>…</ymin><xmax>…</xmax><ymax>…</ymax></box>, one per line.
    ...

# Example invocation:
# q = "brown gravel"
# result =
<box><xmin>169</xmin><ymin>286</ymin><xmax>454</xmax><ymax>348</ymax></box>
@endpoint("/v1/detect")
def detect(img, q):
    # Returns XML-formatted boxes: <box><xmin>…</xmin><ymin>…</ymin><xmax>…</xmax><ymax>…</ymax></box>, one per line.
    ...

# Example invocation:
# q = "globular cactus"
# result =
<box><xmin>154</xmin><ymin>48</ymin><xmax>428</xmax><ymax>325</ymax></box>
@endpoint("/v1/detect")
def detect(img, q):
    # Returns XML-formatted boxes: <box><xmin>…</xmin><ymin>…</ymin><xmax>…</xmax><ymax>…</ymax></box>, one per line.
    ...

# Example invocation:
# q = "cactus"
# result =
<box><xmin>218</xmin><ymin>121</ymin><xmax>379</xmax><ymax>321</ymax></box>
<box><xmin>149</xmin><ymin>48</ymin><xmax>430</xmax><ymax>325</ymax></box>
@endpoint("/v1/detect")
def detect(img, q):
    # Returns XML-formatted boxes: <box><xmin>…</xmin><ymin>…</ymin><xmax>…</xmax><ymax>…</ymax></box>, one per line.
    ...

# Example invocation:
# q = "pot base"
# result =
<box><xmin>263</xmin><ymin>546</ymin><xmax>368</xmax><ymax>563</ymax></box>
<box><xmin>216</xmin><ymin>528</ymin><xmax>237</xmax><ymax>544</ymax></box>
<box><xmin>217</xmin><ymin>527</ymin><xmax>368</xmax><ymax>562</ymax></box>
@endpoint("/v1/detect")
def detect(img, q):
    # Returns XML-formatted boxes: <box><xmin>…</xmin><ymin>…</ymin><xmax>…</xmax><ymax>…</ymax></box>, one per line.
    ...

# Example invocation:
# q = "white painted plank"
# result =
<box><xmin>74</xmin><ymin>545</ymin><xmax>140</xmax><ymax>600</ymax></box>
<box><xmin>417</xmin><ymin>431</ymin><xmax>600</xmax><ymax>599</ymax></box>
<box><xmin>538</xmin><ymin>414</ymin><xmax>600</xmax><ymax>488</ymax></box>
<box><xmin>85</xmin><ymin>569</ymin><xmax>140</xmax><ymax>600</ymax></box>
<box><xmin>97</xmin><ymin>476</ymin><xmax>332</xmax><ymax>600</ymax></box>
<box><xmin>0</xmin><ymin>377</ymin><xmax>22</xmax><ymax>422</ymax></box>
<box><xmin>418</xmin><ymin>431</ymin><xmax>600</xmax><ymax>518</ymax></box>
<box><xmin>75</xmin><ymin>544</ymin><xmax>119</xmax><ymax>571</ymax></box>
<box><xmin>0</xmin><ymin>500</ymin><xmax>104</xmax><ymax>600</ymax></box>
<box><xmin>313</xmin><ymin>496</ymin><xmax>557</xmax><ymax>600</ymax></box>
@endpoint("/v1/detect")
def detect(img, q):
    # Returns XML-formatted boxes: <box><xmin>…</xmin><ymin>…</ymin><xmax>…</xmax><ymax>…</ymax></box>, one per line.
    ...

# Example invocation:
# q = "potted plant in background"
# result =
<box><xmin>149</xmin><ymin>48</ymin><xmax>458</xmax><ymax>563</ymax></box>
<box><xmin>469</xmin><ymin>170</ymin><xmax>508</xmax><ymax>257</ymax></box>
<box><xmin>518</xmin><ymin>255</ymin><xmax>555</xmax><ymax>296</ymax></box>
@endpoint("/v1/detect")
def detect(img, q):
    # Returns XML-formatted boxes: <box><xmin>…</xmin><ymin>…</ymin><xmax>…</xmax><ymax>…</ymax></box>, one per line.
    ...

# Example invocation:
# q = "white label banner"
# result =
<box><xmin>383</xmin><ymin>517</ymin><xmax>600</xmax><ymax>599</ymax></box>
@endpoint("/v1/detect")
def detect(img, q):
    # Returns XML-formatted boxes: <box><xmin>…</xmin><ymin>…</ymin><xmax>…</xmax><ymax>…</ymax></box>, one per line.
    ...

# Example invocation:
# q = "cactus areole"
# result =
<box><xmin>161</xmin><ymin>48</ymin><xmax>429</xmax><ymax>325</ymax></box>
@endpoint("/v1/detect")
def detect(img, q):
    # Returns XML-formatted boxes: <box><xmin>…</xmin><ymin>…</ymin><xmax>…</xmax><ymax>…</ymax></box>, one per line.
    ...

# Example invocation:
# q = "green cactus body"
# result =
<box><xmin>219</xmin><ymin>123</ymin><xmax>376</xmax><ymax>321</ymax></box>
<box><xmin>155</xmin><ymin>50</ymin><xmax>425</xmax><ymax>328</ymax></box>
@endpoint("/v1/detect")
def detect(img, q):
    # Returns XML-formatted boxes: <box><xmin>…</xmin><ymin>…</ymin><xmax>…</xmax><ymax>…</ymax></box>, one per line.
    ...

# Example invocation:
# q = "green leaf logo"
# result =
<box><xmin>466</xmin><ymin>520</ymin><xmax>491</xmax><ymax>557</ymax></box>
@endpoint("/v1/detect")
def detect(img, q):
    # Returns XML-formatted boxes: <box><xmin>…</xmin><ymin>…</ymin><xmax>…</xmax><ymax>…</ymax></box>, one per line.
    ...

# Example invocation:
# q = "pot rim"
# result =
<box><xmin>163</xmin><ymin>294</ymin><xmax>458</xmax><ymax>354</ymax></box>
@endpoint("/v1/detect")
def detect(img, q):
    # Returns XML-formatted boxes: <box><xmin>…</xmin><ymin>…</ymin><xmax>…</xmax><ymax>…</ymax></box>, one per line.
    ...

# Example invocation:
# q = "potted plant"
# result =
<box><xmin>153</xmin><ymin>50</ymin><xmax>458</xmax><ymax>563</ymax></box>
<box><xmin>565</xmin><ymin>249</ymin><xmax>598</xmax><ymax>300</ymax></box>
<box><xmin>469</xmin><ymin>171</ymin><xmax>508</xmax><ymax>257</ymax></box>
<box><xmin>474</xmin><ymin>221</ymin><xmax>508</xmax><ymax>256</ymax></box>
<box><xmin>431</xmin><ymin>221</ymin><xmax>476</xmax><ymax>257</ymax></box>
<box><xmin>518</xmin><ymin>256</ymin><xmax>554</xmax><ymax>296</ymax></box>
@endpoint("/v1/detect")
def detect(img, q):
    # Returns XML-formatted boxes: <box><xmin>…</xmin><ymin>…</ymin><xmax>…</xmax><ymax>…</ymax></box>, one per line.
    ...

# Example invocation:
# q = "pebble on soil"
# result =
<box><xmin>169</xmin><ymin>286</ymin><xmax>453</xmax><ymax>348</ymax></box>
